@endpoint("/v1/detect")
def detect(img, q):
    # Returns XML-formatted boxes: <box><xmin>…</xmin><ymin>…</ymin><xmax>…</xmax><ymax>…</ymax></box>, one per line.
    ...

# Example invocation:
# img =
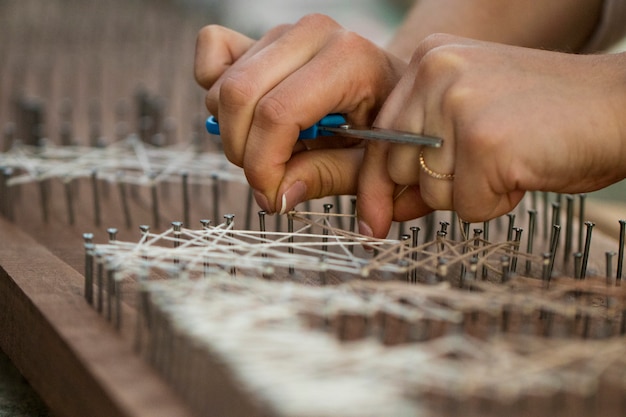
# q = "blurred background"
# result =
<box><xmin>192</xmin><ymin>0</ymin><xmax>410</xmax><ymax>42</ymax></box>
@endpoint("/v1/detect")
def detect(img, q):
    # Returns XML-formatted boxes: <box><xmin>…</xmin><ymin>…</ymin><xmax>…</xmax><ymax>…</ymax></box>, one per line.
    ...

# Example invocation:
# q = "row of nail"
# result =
<box><xmin>81</xmin><ymin>205</ymin><xmax>626</xmax><ymax>341</ymax></box>
<box><xmin>130</xmin><ymin>276</ymin><xmax>626</xmax><ymax>417</ymax></box>
<box><xmin>77</xmin><ymin>193</ymin><xmax>626</xmax><ymax>417</ymax></box>
<box><xmin>405</xmin><ymin>194</ymin><xmax>626</xmax><ymax>286</ymax></box>
<box><xmin>78</xmin><ymin>197</ymin><xmax>618</xmax><ymax>288</ymax></box>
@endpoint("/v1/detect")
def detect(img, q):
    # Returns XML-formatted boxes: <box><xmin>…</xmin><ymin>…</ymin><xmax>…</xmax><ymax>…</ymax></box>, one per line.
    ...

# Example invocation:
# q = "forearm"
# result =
<box><xmin>387</xmin><ymin>0</ymin><xmax>603</xmax><ymax>60</ymax></box>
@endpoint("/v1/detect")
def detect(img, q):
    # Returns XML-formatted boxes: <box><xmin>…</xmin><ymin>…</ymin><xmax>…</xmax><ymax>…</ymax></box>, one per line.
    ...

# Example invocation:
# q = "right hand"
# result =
<box><xmin>194</xmin><ymin>14</ymin><xmax>407</xmax><ymax>214</ymax></box>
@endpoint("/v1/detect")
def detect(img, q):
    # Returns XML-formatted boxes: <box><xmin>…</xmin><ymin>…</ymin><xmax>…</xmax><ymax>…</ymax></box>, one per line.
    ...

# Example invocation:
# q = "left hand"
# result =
<box><xmin>357</xmin><ymin>34</ymin><xmax>626</xmax><ymax>238</ymax></box>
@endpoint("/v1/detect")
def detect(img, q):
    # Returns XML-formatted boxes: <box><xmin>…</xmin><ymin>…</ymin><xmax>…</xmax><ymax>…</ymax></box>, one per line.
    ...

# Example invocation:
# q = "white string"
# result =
<box><xmin>92</xmin><ymin>210</ymin><xmax>534</xmax><ymax>282</ymax></box>
<box><xmin>0</xmin><ymin>135</ymin><xmax>247</xmax><ymax>187</ymax></box>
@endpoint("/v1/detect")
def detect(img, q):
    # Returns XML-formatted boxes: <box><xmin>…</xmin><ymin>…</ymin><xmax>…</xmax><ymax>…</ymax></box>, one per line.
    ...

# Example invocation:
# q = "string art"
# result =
<box><xmin>85</xmin><ymin>207</ymin><xmax>626</xmax><ymax>417</ymax></box>
<box><xmin>3</xmin><ymin>1</ymin><xmax>626</xmax><ymax>415</ymax></box>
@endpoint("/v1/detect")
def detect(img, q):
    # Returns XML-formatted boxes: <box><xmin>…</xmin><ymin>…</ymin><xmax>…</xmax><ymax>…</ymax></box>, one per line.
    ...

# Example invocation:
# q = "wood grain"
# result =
<box><xmin>0</xmin><ymin>211</ymin><xmax>268</xmax><ymax>417</ymax></box>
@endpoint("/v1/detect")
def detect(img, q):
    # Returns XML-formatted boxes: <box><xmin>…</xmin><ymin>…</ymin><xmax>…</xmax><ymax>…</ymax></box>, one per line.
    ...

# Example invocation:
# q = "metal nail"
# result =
<box><xmin>564</xmin><ymin>195</ymin><xmax>574</xmax><ymax>265</ymax></box>
<box><xmin>617</xmin><ymin>219</ymin><xmax>625</xmax><ymax>281</ymax></box>
<box><xmin>525</xmin><ymin>209</ymin><xmax>537</xmax><ymax>275</ymax></box>
<box><xmin>581</xmin><ymin>221</ymin><xmax>594</xmax><ymax>279</ymax></box>
<box><xmin>181</xmin><ymin>171</ymin><xmax>190</xmax><ymax>228</ymax></box>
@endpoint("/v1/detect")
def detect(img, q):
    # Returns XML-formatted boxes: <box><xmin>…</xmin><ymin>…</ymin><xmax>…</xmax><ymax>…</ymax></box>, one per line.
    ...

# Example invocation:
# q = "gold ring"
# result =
<box><xmin>419</xmin><ymin>150</ymin><xmax>454</xmax><ymax>180</ymax></box>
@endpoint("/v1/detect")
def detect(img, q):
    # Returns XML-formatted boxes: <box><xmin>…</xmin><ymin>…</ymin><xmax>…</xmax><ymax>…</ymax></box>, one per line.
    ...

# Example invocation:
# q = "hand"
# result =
<box><xmin>194</xmin><ymin>15</ymin><xmax>406</xmax><ymax>213</ymax></box>
<box><xmin>357</xmin><ymin>34</ymin><xmax>626</xmax><ymax>238</ymax></box>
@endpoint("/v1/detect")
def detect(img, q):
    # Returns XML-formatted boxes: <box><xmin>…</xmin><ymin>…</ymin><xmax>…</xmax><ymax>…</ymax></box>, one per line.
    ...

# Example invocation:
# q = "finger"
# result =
<box><xmin>194</xmin><ymin>25</ymin><xmax>256</xmax><ymax>89</ymax></box>
<box><xmin>416</xmin><ymin>147</ymin><xmax>455</xmax><ymax>210</ymax></box>
<box><xmin>453</xmin><ymin>144</ymin><xmax>526</xmax><ymax>221</ymax></box>
<box><xmin>380</xmin><ymin>81</ymin><xmax>426</xmax><ymax>186</ymax></box>
<box><xmin>373</xmin><ymin>34</ymin><xmax>466</xmax><ymax>127</ymax></box>
<box><xmin>215</xmin><ymin>15</ymin><xmax>343</xmax><ymax>168</ymax></box>
<box><xmin>204</xmin><ymin>23</ymin><xmax>293</xmax><ymax>119</ymax></box>
<box><xmin>356</xmin><ymin>142</ymin><xmax>396</xmax><ymax>238</ymax></box>
<box><xmin>385</xmin><ymin>39</ymin><xmax>468</xmax><ymax>211</ymax></box>
<box><xmin>251</xmin><ymin>146</ymin><xmax>364</xmax><ymax>214</ymax></box>
<box><xmin>391</xmin><ymin>185</ymin><xmax>433</xmax><ymax>221</ymax></box>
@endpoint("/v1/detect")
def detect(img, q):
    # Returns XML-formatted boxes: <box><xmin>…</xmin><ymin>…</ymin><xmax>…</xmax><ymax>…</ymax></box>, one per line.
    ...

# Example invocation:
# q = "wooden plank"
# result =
<box><xmin>0</xmin><ymin>215</ymin><xmax>198</xmax><ymax>417</ymax></box>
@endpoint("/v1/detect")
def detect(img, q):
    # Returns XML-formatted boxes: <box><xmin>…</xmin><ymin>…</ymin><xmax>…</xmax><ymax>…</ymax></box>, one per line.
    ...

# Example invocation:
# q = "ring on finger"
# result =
<box><xmin>419</xmin><ymin>150</ymin><xmax>454</xmax><ymax>180</ymax></box>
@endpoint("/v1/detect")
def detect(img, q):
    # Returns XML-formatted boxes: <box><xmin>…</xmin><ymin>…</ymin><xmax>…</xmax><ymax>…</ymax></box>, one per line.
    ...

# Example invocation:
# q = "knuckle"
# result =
<box><xmin>254</xmin><ymin>95</ymin><xmax>290</xmax><ymax>127</ymax></box>
<box><xmin>419</xmin><ymin>47</ymin><xmax>463</xmax><ymax>78</ymax></box>
<box><xmin>414</xmin><ymin>42</ymin><xmax>470</xmax><ymax>87</ymax></box>
<box><xmin>222</xmin><ymin>144</ymin><xmax>244</xmax><ymax>168</ymax></box>
<box><xmin>296</xmin><ymin>13</ymin><xmax>340</xmax><ymax>31</ymax></box>
<box><xmin>411</xmin><ymin>33</ymin><xmax>456</xmax><ymax>66</ymax></box>
<box><xmin>334</xmin><ymin>31</ymin><xmax>382</xmax><ymax>77</ymax></box>
<box><xmin>388</xmin><ymin>161</ymin><xmax>417</xmax><ymax>185</ymax></box>
<box><xmin>204</xmin><ymin>91</ymin><xmax>219</xmax><ymax>116</ymax></box>
<box><xmin>387</xmin><ymin>145</ymin><xmax>420</xmax><ymax>185</ymax></box>
<box><xmin>337</xmin><ymin>30</ymin><xmax>371</xmax><ymax>52</ymax></box>
<box><xmin>440</xmin><ymin>82</ymin><xmax>473</xmax><ymax>115</ymax></box>
<box><xmin>313</xmin><ymin>159</ymin><xmax>341</xmax><ymax>198</ymax></box>
<box><xmin>388</xmin><ymin>166</ymin><xmax>415</xmax><ymax>185</ymax></box>
<box><xmin>290</xmin><ymin>153</ymin><xmax>348</xmax><ymax>199</ymax></box>
<box><xmin>219</xmin><ymin>74</ymin><xmax>259</xmax><ymax>110</ymax></box>
<box><xmin>419</xmin><ymin>185</ymin><xmax>447</xmax><ymax>210</ymax></box>
<box><xmin>196</xmin><ymin>24</ymin><xmax>219</xmax><ymax>44</ymax></box>
<box><xmin>418</xmin><ymin>33</ymin><xmax>459</xmax><ymax>51</ymax></box>
<box><xmin>263</xmin><ymin>23</ymin><xmax>292</xmax><ymax>40</ymax></box>
<box><xmin>194</xmin><ymin>67</ymin><xmax>214</xmax><ymax>88</ymax></box>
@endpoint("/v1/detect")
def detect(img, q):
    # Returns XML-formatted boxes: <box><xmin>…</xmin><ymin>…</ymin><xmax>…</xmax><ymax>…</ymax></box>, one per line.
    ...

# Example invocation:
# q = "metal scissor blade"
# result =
<box><xmin>319</xmin><ymin>126</ymin><xmax>442</xmax><ymax>147</ymax></box>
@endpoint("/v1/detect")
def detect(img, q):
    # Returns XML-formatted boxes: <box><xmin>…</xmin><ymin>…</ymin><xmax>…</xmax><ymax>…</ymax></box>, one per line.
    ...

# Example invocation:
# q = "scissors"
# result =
<box><xmin>205</xmin><ymin>114</ymin><xmax>442</xmax><ymax>147</ymax></box>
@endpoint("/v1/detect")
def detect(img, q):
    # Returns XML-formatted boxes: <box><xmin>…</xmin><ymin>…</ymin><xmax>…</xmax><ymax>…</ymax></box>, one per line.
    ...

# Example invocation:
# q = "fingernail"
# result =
<box><xmin>358</xmin><ymin>220</ymin><xmax>373</xmax><ymax>237</ymax></box>
<box><xmin>279</xmin><ymin>181</ymin><xmax>307</xmax><ymax>215</ymax></box>
<box><xmin>253</xmin><ymin>189</ymin><xmax>273</xmax><ymax>213</ymax></box>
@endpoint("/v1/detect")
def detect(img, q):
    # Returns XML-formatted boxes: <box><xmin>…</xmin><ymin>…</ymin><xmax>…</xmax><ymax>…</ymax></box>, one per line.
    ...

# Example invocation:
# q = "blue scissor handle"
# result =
<box><xmin>205</xmin><ymin>113</ymin><xmax>347</xmax><ymax>139</ymax></box>
<box><xmin>205</xmin><ymin>115</ymin><xmax>222</xmax><ymax>135</ymax></box>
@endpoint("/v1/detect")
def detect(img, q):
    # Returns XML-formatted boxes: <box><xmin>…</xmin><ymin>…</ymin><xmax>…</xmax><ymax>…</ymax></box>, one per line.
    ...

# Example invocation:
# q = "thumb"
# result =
<box><xmin>259</xmin><ymin>147</ymin><xmax>363</xmax><ymax>215</ymax></box>
<box><xmin>194</xmin><ymin>25</ymin><xmax>255</xmax><ymax>89</ymax></box>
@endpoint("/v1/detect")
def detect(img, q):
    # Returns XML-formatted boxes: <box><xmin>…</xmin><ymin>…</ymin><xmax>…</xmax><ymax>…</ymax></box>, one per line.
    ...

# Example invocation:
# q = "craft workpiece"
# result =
<box><xmin>2</xmin><ymin>1</ymin><xmax>626</xmax><ymax>417</ymax></box>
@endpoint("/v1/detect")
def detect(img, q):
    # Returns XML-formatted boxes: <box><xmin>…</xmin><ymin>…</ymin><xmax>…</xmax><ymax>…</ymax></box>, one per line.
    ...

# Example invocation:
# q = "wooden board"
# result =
<box><xmin>0</xmin><ymin>215</ymin><xmax>267</xmax><ymax>417</ymax></box>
